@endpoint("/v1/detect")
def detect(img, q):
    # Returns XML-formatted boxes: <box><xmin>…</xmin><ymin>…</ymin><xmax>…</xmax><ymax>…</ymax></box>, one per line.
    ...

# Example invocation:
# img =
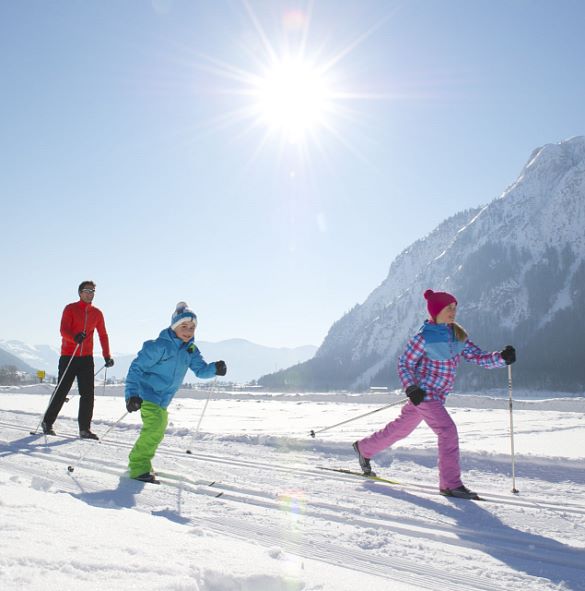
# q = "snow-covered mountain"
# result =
<box><xmin>0</xmin><ymin>340</ymin><xmax>60</xmax><ymax>375</ymax></box>
<box><xmin>0</xmin><ymin>338</ymin><xmax>317</xmax><ymax>385</ymax></box>
<box><xmin>260</xmin><ymin>137</ymin><xmax>585</xmax><ymax>392</ymax></box>
<box><xmin>0</xmin><ymin>344</ymin><xmax>38</xmax><ymax>375</ymax></box>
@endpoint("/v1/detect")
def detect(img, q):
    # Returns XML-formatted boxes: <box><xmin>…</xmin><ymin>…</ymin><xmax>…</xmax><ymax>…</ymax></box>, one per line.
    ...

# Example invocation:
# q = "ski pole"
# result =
<box><xmin>67</xmin><ymin>410</ymin><xmax>129</xmax><ymax>473</ymax></box>
<box><xmin>508</xmin><ymin>364</ymin><xmax>519</xmax><ymax>494</ymax></box>
<box><xmin>94</xmin><ymin>364</ymin><xmax>106</xmax><ymax>378</ymax></box>
<box><xmin>101</xmin><ymin>367</ymin><xmax>108</xmax><ymax>397</ymax></box>
<box><xmin>186</xmin><ymin>382</ymin><xmax>216</xmax><ymax>455</ymax></box>
<box><xmin>30</xmin><ymin>343</ymin><xmax>81</xmax><ymax>435</ymax></box>
<box><xmin>309</xmin><ymin>398</ymin><xmax>406</xmax><ymax>438</ymax></box>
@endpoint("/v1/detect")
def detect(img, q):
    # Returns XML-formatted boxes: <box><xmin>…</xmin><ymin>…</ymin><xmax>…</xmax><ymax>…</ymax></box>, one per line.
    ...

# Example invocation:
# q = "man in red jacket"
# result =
<box><xmin>42</xmin><ymin>280</ymin><xmax>114</xmax><ymax>439</ymax></box>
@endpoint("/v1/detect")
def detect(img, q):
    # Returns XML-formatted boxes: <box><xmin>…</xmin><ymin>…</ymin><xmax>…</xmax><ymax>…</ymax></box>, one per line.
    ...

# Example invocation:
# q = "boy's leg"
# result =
<box><xmin>43</xmin><ymin>356</ymin><xmax>78</xmax><ymax>427</ymax></box>
<box><xmin>76</xmin><ymin>356</ymin><xmax>95</xmax><ymax>432</ymax></box>
<box><xmin>417</xmin><ymin>401</ymin><xmax>462</xmax><ymax>490</ymax></box>
<box><xmin>357</xmin><ymin>402</ymin><xmax>423</xmax><ymax>458</ymax></box>
<box><xmin>128</xmin><ymin>401</ymin><xmax>168</xmax><ymax>479</ymax></box>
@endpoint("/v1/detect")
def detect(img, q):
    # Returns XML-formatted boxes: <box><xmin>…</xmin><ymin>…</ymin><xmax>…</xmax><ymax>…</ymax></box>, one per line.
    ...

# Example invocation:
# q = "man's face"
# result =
<box><xmin>79</xmin><ymin>285</ymin><xmax>96</xmax><ymax>303</ymax></box>
<box><xmin>174</xmin><ymin>321</ymin><xmax>196</xmax><ymax>343</ymax></box>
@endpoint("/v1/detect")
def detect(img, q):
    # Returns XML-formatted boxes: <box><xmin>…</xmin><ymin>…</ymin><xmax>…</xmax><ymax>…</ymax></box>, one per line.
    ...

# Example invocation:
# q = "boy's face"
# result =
<box><xmin>174</xmin><ymin>321</ymin><xmax>196</xmax><ymax>343</ymax></box>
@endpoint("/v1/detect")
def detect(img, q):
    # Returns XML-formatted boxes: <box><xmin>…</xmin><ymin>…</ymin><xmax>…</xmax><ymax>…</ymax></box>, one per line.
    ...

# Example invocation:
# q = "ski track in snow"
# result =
<box><xmin>1</xmin><ymin>394</ymin><xmax>585</xmax><ymax>591</ymax></box>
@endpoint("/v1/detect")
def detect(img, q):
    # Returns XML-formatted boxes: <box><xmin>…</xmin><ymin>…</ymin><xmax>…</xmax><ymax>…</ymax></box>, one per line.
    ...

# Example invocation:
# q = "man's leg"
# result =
<box><xmin>43</xmin><ymin>356</ymin><xmax>78</xmax><ymax>427</ymax></box>
<box><xmin>128</xmin><ymin>402</ymin><xmax>168</xmax><ymax>479</ymax></box>
<box><xmin>77</xmin><ymin>356</ymin><xmax>95</xmax><ymax>432</ymax></box>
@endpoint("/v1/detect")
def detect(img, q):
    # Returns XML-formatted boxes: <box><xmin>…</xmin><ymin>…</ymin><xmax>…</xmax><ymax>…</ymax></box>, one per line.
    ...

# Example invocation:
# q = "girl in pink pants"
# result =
<box><xmin>354</xmin><ymin>289</ymin><xmax>516</xmax><ymax>499</ymax></box>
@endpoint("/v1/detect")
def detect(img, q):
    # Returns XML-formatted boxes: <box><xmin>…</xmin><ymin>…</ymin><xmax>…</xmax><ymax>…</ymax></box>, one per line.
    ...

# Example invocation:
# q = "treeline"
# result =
<box><xmin>0</xmin><ymin>365</ymin><xmax>38</xmax><ymax>386</ymax></box>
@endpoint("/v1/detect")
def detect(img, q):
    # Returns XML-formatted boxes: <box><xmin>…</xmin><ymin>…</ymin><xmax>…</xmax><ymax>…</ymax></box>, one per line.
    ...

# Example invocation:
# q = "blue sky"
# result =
<box><xmin>1</xmin><ymin>0</ymin><xmax>584</xmax><ymax>355</ymax></box>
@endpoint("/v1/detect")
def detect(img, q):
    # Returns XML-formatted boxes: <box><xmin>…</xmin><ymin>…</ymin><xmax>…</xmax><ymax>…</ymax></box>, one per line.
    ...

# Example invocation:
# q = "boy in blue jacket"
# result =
<box><xmin>125</xmin><ymin>302</ymin><xmax>227</xmax><ymax>483</ymax></box>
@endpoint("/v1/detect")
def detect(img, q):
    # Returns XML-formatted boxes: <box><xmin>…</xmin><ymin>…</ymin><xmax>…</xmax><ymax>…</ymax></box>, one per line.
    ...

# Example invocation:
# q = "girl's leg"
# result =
<box><xmin>357</xmin><ymin>402</ymin><xmax>423</xmax><ymax>458</ymax></box>
<box><xmin>128</xmin><ymin>401</ymin><xmax>168</xmax><ymax>478</ymax></box>
<box><xmin>417</xmin><ymin>401</ymin><xmax>462</xmax><ymax>490</ymax></box>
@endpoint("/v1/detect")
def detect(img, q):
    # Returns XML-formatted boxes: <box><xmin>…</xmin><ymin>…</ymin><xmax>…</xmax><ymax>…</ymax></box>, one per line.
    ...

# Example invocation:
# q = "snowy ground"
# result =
<box><xmin>1</xmin><ymin>385</ymin><xmax>585</xmax><ymax>591</ymax></box>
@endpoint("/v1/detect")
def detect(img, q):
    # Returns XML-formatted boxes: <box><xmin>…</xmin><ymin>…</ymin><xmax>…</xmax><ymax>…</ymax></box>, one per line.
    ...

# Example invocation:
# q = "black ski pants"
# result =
<box><xmin>43</xmin><ymin>356</ymin><xmax>95</xmax><ymax>431</ymax></box>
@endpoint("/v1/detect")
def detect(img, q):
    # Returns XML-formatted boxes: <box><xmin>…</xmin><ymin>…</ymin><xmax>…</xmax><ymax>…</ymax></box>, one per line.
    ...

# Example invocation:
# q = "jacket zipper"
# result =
<box><xmin>80</xmin><ymin>305</ymin><xmax>89</xmax><ymax>356</ymax></box>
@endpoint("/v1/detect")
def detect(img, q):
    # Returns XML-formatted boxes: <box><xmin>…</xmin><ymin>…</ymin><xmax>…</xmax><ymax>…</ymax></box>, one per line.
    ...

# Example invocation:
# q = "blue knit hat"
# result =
<box><xmin>171</xmin><ymin>301</ymin><xmax>197</xmax><ymax>330</ymax></box>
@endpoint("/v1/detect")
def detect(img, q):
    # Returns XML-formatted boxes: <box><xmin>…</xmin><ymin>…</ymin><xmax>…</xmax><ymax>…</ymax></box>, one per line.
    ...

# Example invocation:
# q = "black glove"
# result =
<box><xmin>74</xmin><ymin>331</ymin><xmax>86</xmax><ymax>344</ymax></box>
<box><xmin>406</xmin><ymin>385</ymin><xmax>426</xmax><ymax>406</ymax></box>
<box><xmin>500</xmin><ymin>345</ymin><xmax>516</xmax><ymax>365</ymax></box>
<box><xmin>104</xmin><ymin>358</ymin><xmax>115</xmax><ymax>368</ymax></box>
<box><xmin>126</xmin><ymin>396</ymin><xmax>142</xmax><ymax>412</ymax></box>
<box><xmin>215</xmin><ymin>360</ymin><xmax>227</xmax><ymax>376</ymax></box>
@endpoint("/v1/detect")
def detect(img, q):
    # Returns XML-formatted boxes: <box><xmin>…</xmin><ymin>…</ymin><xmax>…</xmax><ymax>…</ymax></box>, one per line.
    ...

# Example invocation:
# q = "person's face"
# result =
<box><xmin>436</xmin><ymin>302</ymin><xmax>457</xmax><ymax>324</ymax></box>
<box><xmin>79</xmin><ymin>286</ymin><xmax>96</xmax><ymax>303</ymax></box>
<box><xmin>174</xmin><ymin>321</ymin><xmax>196</xmax><ymax>342</ymax></box>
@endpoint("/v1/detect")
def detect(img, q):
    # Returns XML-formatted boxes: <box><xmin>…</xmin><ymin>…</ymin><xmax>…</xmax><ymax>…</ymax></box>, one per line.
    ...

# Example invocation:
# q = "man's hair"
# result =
<box><xmin>78</xmin><ymin>280</ymin><xmax>96</xmax><ymax>293</ymax></box>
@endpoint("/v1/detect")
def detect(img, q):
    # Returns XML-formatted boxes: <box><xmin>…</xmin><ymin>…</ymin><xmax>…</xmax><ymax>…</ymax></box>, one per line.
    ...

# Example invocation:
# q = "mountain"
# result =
<box><xmin>0</xmin><ymin>345</ymin><xmax>38</xmax><ymax>375</ymax></box>
<box><xmin>260</xmin><ymin>137</ymin><xmax>585</xmax><ymax>392</ymax></box>
<box><xmin>0</xmin><ymin>338</ymin><xmax>317</xmax><ymax>385</ymax></box>
<box><xmin>0</xmin><ymin>340</ymin><xmax>60</xmax><ymax>375</ymax></box>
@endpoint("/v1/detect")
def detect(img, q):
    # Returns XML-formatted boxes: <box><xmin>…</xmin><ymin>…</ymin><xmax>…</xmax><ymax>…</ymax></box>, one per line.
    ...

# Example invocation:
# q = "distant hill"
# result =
<box><xmin>0</xmin><ymin>346</ymin><xmax>38</xmax><ymax>374</ymax></box>
<box><xmin>0</xmin><ymin>338</ymin><xmax>317</xmax><ymax>384</ymax></box>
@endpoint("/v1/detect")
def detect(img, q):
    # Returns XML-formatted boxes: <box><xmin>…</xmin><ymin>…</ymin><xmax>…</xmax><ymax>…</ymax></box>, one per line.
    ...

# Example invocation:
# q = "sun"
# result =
<box><xmin>189</xmin><ymin>4</ymin><xmax>391</xmax><ymax>164</ymax></box>
<box><xmin>253</xmin><ymin>57</ymin><xmax>333</xmax><ymax>143</ymax></box>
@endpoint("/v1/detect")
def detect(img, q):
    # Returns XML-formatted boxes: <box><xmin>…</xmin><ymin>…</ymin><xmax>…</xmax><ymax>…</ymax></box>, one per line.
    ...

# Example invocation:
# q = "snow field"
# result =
<box><xmin>1</xmin><ymin>389</ymin><xmax>585</xmax><ymax>591</ymax></box>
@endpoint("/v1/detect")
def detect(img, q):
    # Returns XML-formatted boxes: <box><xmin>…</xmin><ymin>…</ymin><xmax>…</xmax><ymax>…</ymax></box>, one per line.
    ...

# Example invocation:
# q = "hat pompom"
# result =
<box><xmin>424</xmin><ymin>289</ymin><xmax>434</xmax><ymax>300</ymax></box>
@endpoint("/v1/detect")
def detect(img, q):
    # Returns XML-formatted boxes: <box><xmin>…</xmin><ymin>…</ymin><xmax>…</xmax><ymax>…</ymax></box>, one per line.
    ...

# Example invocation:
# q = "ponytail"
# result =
<box><xmin>452</xmin><ymin>322</ymin><xmax>468</xmax><ymax>342</ymax></box>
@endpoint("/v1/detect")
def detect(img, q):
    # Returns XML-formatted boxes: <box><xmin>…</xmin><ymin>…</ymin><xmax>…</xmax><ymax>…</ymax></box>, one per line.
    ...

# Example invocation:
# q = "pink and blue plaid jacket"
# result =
<box><xmin>398</xmin><ymin>321</ymin><xmax>506</xmax><ymax>403</ymax></box>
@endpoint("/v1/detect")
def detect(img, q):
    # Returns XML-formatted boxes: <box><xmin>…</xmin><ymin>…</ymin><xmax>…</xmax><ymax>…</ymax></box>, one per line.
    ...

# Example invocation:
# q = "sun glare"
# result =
<box><xmin>254</xmin><ymin>58</ymin><xmax>332</xmax><ymax>143</ymax></box>
<box><xmin>190</xmin><ymin>3</ymin><xmax>392</xmax><ymax>165</ymax></box>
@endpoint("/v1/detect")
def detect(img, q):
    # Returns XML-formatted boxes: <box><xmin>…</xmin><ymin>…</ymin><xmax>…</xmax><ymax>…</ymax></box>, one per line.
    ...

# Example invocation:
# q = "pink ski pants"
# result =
<box><xmin>357</xmin><ymin>400</ymin><xmax>462</xmax><ymax>490</ymax></box>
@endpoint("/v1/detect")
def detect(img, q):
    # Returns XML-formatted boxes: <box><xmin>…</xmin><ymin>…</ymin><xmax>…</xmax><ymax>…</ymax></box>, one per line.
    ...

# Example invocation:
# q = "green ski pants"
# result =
<box><xmin>128</xmin><ymin>401</ymin><xmax>168</xmax><ymax>478</ymax></box>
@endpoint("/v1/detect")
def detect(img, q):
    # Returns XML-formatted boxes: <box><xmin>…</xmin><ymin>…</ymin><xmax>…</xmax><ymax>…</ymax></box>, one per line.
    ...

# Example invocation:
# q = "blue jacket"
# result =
<box><xmin>125</xmin><ymin>328</ymin><xmax>217</xmax><ymax>409</ymax></box>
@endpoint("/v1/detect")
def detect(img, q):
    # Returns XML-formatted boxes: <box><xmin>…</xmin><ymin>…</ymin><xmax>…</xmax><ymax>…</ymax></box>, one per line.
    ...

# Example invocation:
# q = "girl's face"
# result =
<box><xmin>436</xmin><ymin>302</ymin><xmax>457</xmax><ymax>324</ymax></box>
<box><xmin>174</xmin><ymin>321</ymin><xmax>196</xmax><ymax>343</ymax></box>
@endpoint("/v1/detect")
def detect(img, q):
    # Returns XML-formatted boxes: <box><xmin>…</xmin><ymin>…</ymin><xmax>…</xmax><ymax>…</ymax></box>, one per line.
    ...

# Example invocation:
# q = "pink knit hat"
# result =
<box><xmin>424</xmin><ymin>289</ymin><xmax>457</xmax><ymax>319</ymax></box>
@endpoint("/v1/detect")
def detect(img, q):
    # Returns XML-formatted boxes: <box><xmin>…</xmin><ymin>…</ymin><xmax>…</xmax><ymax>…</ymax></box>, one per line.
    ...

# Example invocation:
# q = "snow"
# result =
<box><xmin>1</xmin><ymin>386</ymin><xmax>585</xmax><ymax>590</ymax></box>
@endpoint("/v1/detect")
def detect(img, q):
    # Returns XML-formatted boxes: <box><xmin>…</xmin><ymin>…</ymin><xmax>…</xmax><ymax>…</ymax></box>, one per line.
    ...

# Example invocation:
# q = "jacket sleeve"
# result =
<box><xmin>60</xmin><ymin>305</ymin><xmax>77</xmax><ymax>345</ymax></box>
<box><xmin>462</xmin><ymin>340</ymin><xmax>506</xmax><ymax>369</ymax></box>
<box><xmin>95</xmin><ymin>309</ymin><xmax>111</xmax><ymax>358</ymax></box>
<box><xmin>189</xmin><ymin>347</ymin><xmax>218</xmax><ymax>380</ymax></box>
<box><xmin>398</xmin><ymin>333</ymin><xmax>425</xmax><ymax>389</ymax></box>
<box><xmin>125</xmin><ymin>340</ymin><xmax>162</xmax><ymax>400</ymax></box>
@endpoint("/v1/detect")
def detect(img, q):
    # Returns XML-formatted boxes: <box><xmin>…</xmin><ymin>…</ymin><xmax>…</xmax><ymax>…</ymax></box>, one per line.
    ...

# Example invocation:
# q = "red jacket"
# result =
<box><xmin>60</xmin><ymin>300</ymin><xmax>111</xmax><ymax>358</ymax></box>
